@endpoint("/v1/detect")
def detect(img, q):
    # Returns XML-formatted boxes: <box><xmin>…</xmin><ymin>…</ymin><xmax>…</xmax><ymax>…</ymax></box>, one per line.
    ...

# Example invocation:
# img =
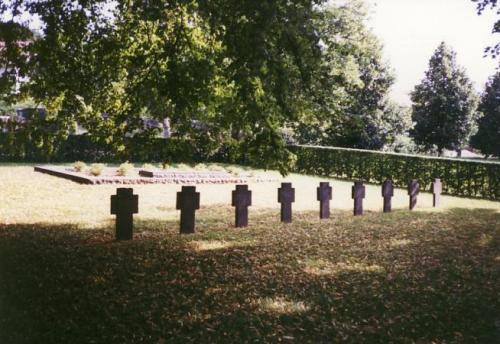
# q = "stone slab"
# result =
<box><xmin>34</xmin><ymin>165</ymin><xmax>278</xmax><ymax>185</ymax></box>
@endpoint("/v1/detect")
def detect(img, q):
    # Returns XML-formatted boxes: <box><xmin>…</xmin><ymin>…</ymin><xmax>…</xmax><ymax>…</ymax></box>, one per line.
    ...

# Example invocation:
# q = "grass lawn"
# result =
<box><xmin>0</xmin><ymin>164</ymin><xmax>499</xmax><ymax>343</ymax></box>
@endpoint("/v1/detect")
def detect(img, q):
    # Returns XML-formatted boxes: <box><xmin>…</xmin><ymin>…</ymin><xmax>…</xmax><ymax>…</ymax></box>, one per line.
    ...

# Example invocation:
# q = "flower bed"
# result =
<box><xmin>34</xmin><ymin>165</ymin><xmax>278</xmax><ymax>185</ymax></box>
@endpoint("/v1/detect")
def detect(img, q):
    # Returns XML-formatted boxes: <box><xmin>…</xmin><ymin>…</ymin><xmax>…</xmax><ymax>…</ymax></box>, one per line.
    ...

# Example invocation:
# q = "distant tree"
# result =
<box><xmin>471</xmin><ymin>71</ymin><xmax>500</xmax><ymax>157</ymax></box>
<box><xmin>294</xmin><ymin>0</ymin><xmax>406</xmax><ymax>150</ymax></box>
<box><xmin>410</xmin><ymin>42</ymin><xmax>481</xmax><ymax>156</ymax></box>
<box><xmin>472</xmin><ymin>0</ymin><xmax>500</xmax><ymax>58</ymax></box>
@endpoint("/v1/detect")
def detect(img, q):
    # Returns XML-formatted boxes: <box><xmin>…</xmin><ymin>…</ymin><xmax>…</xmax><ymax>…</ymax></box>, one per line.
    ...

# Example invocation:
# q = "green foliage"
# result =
<box><xmin>289</xmin><ymin>145</ymin><xmax>500</xmax><ymax>200</ymax></box>
<box><xmin>73</xmin><ymin>161</ymin><xmax>87</xmax><ymax>172</ymax></box>
<box><xmin>89</xmin><ymin>163</ymin><xmax>105</xmax><ymax>176</ymax></box>
<box><xmin>471</xmin><ymin>71</ymin><xmax>500</xmax><ymax>157</ymax></box>
<box><xmin>1</xmin><ymin>0</ymin><xmax>330</xmax><ymax>173</ymax></box>
<box><xmin>410</xmin><ymin>43</ymin><xmax>481</xmax><ymax>154</ymax></box>
<box><xmin>294</xmin><ymin>1</ymin><xmax>405</xmax><ymax>150</ymax></box>
<box><xmin>116</xmin><ymin>162</ymin><xmax>134</xmax><ymax>176</ymax></box>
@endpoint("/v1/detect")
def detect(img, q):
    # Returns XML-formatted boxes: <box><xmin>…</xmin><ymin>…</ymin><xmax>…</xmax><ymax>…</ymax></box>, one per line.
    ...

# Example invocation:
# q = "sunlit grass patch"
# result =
<box><xmin>253</xmin><ymin>297</ymin><xmax>310</xmax><ymax>314</ymax></box>
<box><xmin>388</xmin><ymin>238</ymin><xmax>412</xmax><ymax>247</ymax></box>
<box><xmin>477</xmin><ymin>233</ymin><xmax>493</xmax><ymax>247</ymax></box>
<box><xmin>303</xmin><ymin>258</ymin><xmax>385</xmax><ymax>276</ymax></box>
<box><xmin>189</xmin><ymin>240</ymin><xmax>233</xmax><ymax>251</ymax></box>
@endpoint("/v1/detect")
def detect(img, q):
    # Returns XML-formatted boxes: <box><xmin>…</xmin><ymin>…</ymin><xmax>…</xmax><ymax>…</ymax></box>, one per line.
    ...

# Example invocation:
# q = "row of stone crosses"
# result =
<box><xmin>111</xmin><ymin>178</ymin><xmax>443</xmax><ymax>240</ymax></box>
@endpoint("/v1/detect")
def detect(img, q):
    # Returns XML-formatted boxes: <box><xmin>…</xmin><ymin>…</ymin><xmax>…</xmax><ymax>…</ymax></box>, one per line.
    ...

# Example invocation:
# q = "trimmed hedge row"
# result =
<box><xmin>289</xmin><ymin>145</ymin><xmax>500</xmax><ymax>201</ymax></box>
<box><xmin>0</xmin><ymin>134</ymin><xmax>208</xmax><ymax>163</ymax></box>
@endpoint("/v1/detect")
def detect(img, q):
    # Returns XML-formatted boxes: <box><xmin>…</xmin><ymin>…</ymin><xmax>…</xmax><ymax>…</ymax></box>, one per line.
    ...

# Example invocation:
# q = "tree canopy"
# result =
<box><xmin>1</xmin><ymin>0</ymin><xmax>336</xmax><ymax>172</ymax></box>
<box><xmin>471</xmin><ymin>71</ymin><xmax>500</xmax><ymax>157</ymax></box>
<box><xmin>292</xmin><ymin>0</ymin><xmax>410</xmax><ymax>150</ymax></box>
<box><xmin>410</xmin><ymin>42</ymin><xmax>480</xmax><ymax>155</ymax></box>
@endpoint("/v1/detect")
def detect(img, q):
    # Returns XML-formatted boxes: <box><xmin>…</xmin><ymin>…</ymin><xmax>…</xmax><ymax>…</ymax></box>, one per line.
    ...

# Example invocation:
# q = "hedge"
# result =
<box><xmin>0</xmin><ymin>134</ymin><xmax>208</xmax><ymax>163</ymax></box>
<box><xmin>288</xmin><ymin>145</ymin><xmax>500</xmax><ymax>201</ymax></box>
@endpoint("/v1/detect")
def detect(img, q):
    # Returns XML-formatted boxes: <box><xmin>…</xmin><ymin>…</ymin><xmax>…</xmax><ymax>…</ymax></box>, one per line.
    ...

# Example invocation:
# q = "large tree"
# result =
<box><xmin>410</xmin><ymin>42</ymin><xmax>481</xmax><ymax>156</ymax></box>
<box><xmin>1</xmin><ymin>0</ymin><xmax>331</xmax><ymax>172</ymax></box>
<box><xmin>471</xmin><ymin>71</ymin><xmax>500</xmax><ymax>157</ymax></box>
<box><xmin>293</xmin><ymin>0</ymin><xmax>408</xmax><ymax>150</ymax></box>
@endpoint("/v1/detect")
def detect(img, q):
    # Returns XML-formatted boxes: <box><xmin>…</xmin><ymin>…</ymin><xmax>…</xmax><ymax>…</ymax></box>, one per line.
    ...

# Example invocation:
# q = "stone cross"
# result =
<box><xmin>432</xmin><ymin>178</ymin><xmax>442</xmax><ymax>207</ymax></box>
<box><xmin>111</xmin><ymin>188</ymin><xmax>138</xmax><ymax>240</ymax></box>
<box><xmin>278</xmin><ymin>182</ymin><xmax>295</xmax><ymax>223</ymax></box>
<box><xmin>176</xmin><ymin>186</ymin><xmax>200</xmax><ymax>234</ymax></box>
<box><xmin>317</xmin><ymin>182</ymin><xmax>332</xmax><ymax>219</ymax></box>
<box><xmin>351</xmin><ymin>181</ymin><xmax>366</xmax><ymax>216</ymax></box>
<box><xmin>408</xmin><ymin>179</ymin><xmax>420</xmax><ymax>211</ymax></box>
<box><xmin>232</xmin><ymin>185</ymin><xmax>252</xmax><ymax>227</ymax></box>
<box><xmin>381</xmin><ymin>179</ymin><xmax>394</xmax><ymax>213</ymax></box>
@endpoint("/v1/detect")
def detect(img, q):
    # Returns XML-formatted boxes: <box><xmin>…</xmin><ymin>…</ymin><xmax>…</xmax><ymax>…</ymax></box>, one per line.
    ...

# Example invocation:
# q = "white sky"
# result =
<box><xmin>366</xmin><ymin>0</ymin><xmax>499</xmax><ymax>105</ymax></box>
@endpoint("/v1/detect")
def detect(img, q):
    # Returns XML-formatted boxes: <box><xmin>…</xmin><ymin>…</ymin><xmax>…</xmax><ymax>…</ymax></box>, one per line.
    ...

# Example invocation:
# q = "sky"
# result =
<box><xmin>366</xmin><ymin>0</ymin><xmax>499</xmax><ymax>105</ymax></box>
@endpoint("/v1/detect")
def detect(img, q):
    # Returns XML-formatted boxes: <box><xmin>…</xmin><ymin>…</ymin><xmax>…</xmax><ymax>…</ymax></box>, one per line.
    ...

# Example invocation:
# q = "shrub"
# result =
<box><xmin>73</xmin><ymin>161</ymin><xmax>87</xmax><ymax>172</ymax></box>
<box><xmin>117</xmin><ymin>162</ymin><xmax>134</xmax><ymax>176</ymax></box>
<box><xmin>207</xmin><ymin>164</ymin><xmax>226</xmax><ymax>172</ymax></box>
<box><xmin>226</xmin><ymin>166</ymin><xmax>242</xmax><ymax>176</ymax></box>
<box><xmin>161</xmin><ymin>161</ymin><xmax>170</xmax><ymax>170</ymax></box>
<box><xmin>289</xmin><ymin>145</ymin><xmax>500</xmax><ymax>200</ymax></box>
<box><xmin>142</xmin><ymin>163</ymin><xmax>155</xmax><ymax>170</ymax></box>
<box><xmin>194</xmin><ymin>163</ymin><xmax>207</xmax><ymax>171</ymax></box>
<box><xmin>175</xmin><ymin>163</ymin><xmax>191</xmax><ymax>171</ymax></box>
<box><xmin>90</xmin><ymin>163</ymin><xmax>105</xmax><ymax>176</ymax></box>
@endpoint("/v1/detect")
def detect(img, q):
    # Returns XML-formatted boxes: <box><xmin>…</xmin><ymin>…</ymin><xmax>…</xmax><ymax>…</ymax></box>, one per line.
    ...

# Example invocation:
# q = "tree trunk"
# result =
<box><xmin>456</xmin><ymin>149</ymin><xmax>462</xmax><ymax>158</ymax></box>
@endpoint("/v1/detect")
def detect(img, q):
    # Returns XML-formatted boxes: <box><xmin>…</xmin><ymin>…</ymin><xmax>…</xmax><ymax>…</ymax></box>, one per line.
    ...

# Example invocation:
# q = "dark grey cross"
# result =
<box><xmin>317</xmin><ymin>182</ymin><xmax>332</xmax><ymax>219</ymax></box>
<box><xmin>176</xmin><ymin>186</ymin><xmax>200</xmax><ymax>234</ymax></box>
<box><xmin>408</xmin><ymin>179</ymin><xmax>420</xmax><ymax>211</ymax></box>
<box><xmin>432</xmin><ymin>178</ymin><xmax>442</xmax><ymax>207</ymax></box>
<box><xmin>278</xmin><ymin>182</ymin><xmax>295</xmax><ymax>223</ymax></box>
<box><xmin>111</xmin><ymin>188</ymin><xmax>138</xmax><ymax>240</ymax></box>
<box><xmin>351</xmin><ymin>181</ymin><xmax>366</xmax><ymax>216</ymax></box>
<box><xmin>381</xmin><ymin>179</ymin><xmax>394</xmax><ymax>213</ymax></box>
<box><xmin>232</xmin><ymin>185</ymin><xmax>252</xmax><ymax>227</ymax></box>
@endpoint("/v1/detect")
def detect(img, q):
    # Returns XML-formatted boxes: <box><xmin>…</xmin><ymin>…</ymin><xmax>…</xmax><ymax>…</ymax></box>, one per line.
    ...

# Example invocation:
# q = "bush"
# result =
<box><xmin>226</xmin><ymin>166</ymin><xmax>242</xmax><ymax>176</ymax></box>
<box><xmin>73</xmin><ymin>161</ymin><xmax>87</xmax><ymax>172</ymax></box>
<box><xmin>194</xmin><ymin>163</ymin><xmax>207</xmax><ymax>171</ymax></box>
<box><xmin>141</xmin><ymin>163</ymin><xmax>155</xmax><ymax>170</ymax></box>
<box><xmin>289</xmin><ymin>145</ymin><xmax>500</xmax><ymax>200</ymax></box>
<box><xmin>90</xmin><ymin>163</ymin><xmax>105</xmax><ymax>176</ymax></box>
<box><xmin>117</xmin><ymin>162</ymin><xmax>134</xmax><ymax>176</ymax></box>
<box><xmin>175</xmin><ymin>163</ymin><xmax>191</xmax><ymax>171</ymax></box>
<box><xmin>161</xmin><ymin>161</ymin><xmax>170</xmax><ymax>170</ymax></box>
<box><xmin>207</xmin><ymin>164</ymin><xmax>226</xmax><ymax>172</ymax></box>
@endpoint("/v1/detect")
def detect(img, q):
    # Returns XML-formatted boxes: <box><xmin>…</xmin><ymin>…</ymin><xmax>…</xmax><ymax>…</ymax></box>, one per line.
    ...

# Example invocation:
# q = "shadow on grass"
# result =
<box><xmin>0</xmin><ymin>207</ymin><xmax>499</xmax><ymax>343</ymax></box>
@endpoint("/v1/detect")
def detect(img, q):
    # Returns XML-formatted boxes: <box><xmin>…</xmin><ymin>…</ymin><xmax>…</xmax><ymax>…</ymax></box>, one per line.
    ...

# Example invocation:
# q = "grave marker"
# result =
<box><xmin>176</xmin><ymin>186</ymin><xmax>200</xmax><ymax>234</ymax></box>
<box><xmin>278</xmin><ymin>183</ymin><xmax>295</xmax><ymax>223</ymax></box>
<box><xmin>111</xmin><ymin>188</ymin><xmax>138</xmax><ymax>240</ymax></box>
<box><xmin>382</xmin><ymin>179</ymin><xmax>394</xmax><ymax>213</ymax></box>
<box><xmin>352</xmin><ymin>181</ymin><xmax>366</xmax><ymax>216</ymax></box>
<box><xmin>232</xmin><ymin>185</ymin><xmax>252</xmax><ymax>227</ymax></box>
<box><xmin>317</xmin><ymin>182</ymin><xmax>332</xmax><ymax>219</ymax></box>
<box><xmin>408</xmin><ymin>179</ymin><xmax>420</xmax><ymax>211</ymax></box>
<box><xmin>432</xmin><ymin>178</ymin><xmax>442</xmax><ymax>207</ymax></box>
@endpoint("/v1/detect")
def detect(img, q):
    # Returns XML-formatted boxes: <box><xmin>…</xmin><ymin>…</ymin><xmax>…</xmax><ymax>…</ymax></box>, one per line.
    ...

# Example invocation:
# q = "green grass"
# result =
<box><xmin>0</xmin><ymin>165</ymin><xmax>499</xmax><ymax>343</ymax></box>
